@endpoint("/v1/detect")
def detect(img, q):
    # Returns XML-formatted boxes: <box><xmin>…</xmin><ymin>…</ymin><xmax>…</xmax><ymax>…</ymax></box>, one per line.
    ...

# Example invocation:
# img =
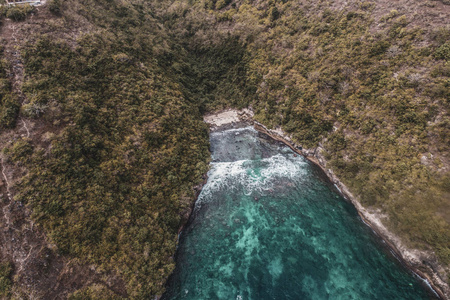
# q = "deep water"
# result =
<box><xmin>163</xmin><ymin>126</ymin><xmax>436</xmax><ymax>300</ymax></box>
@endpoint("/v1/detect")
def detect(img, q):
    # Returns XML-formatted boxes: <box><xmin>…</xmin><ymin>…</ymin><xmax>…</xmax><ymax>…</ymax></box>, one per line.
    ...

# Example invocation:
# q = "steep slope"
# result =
<box><xmin>0</xmin><ymin>0</ymin><xmax>449</xmax><ymax>298</ymax></box>
<box><xmin>159</xmin><ymin>0</ymin><xmax>450</xmax><ymax>296</ymax></box>
<box><xmin>1</xmin><ymin>1</ymin><xmax>209</xmax><ymax>298</ymax></box>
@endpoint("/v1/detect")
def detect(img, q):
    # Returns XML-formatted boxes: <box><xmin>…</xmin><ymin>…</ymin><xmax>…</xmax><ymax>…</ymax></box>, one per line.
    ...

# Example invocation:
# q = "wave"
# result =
<box><xmin>194</xmin><ymin>154</ymin><xmax>308</xmax><ymax>211</ymax></box>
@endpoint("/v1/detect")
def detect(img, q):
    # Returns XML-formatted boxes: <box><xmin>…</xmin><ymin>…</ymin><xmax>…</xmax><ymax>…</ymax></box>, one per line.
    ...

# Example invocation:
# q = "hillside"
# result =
<box><xmin>0</xmin><ymin>0</ymin><xmax>449</xmax><ymax>298</ymax></box>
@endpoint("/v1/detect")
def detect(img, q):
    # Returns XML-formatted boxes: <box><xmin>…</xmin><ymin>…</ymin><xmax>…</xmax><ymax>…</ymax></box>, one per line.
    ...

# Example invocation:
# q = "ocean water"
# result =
<box><xmin>163</xmin><ymin>126</ymin><xmax>436</xmax><ymax>300</ymax></box>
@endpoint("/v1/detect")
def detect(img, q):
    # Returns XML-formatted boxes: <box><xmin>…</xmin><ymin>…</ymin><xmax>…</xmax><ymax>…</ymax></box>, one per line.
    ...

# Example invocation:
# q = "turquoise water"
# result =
<box><xmin>163</xmin><ymin>126</ymin><xmax>435</xmax><ymax>300</ymax></box>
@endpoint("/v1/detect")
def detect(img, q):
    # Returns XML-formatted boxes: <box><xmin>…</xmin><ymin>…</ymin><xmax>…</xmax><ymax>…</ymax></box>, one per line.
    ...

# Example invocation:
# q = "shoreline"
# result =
<box><xmin>204</xmin><ymin>108</ymin><xmax>449</xmax><ymax>300</ymax></box>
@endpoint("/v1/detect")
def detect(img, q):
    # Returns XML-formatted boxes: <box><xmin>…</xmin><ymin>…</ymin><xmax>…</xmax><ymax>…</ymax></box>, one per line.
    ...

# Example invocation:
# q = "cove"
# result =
<box><xmin>163</xmin><ymin>125</ymin><xmax>436</xmax><ymax>300</ymax></box>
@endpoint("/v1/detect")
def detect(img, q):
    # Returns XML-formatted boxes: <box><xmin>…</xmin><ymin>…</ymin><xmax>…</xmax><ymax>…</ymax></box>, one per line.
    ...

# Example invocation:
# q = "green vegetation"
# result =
<box><xmin>16</xmin><ymin>34</ymin><xmax>209</xmax><ymax>299</ymax></box>
<box><xmin>7</xmin><ymin>0</ymin><xmax>210</xmax><ymax>297</ymax></box>
<box><xmin>47</xmin><ymin>0</ymin><xmax>62</xmax><ymax>15</ymax></box>
<box><xmin>162</xmin><ymin>1</ymin><xmax>449</xmax><ymax>267</ymax></box>
<box><xmin>0</xmin><ymin>46</ymin><xmax>19</xmax><ymax>129</ymax></box>
<box><xmin>69</xmin><ymin>284</ymin><xmax>123</xmax><ymax>300</ymax></box>
<box><xmin>221</xmin><ymin>2</ymin><xmax>449</xmax><ymax>263</ymax></box>
<box><xmin>0</xmin><ymin>0</ymin><xmax>448</xmax><ymax>297</ymax></box>
<box><xmin>0</xmin><ymin>4</ymin><xmax>34</xmax><ymax>21</ymax></box>
<box><xmin>0</xmin><ymin>262</ymin><xmax>13</xmax><ymax>298</ymax></box>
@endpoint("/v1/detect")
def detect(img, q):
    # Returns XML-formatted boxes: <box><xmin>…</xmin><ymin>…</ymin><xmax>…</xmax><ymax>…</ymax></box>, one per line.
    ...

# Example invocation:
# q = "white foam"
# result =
<box><xmin>194</xmin><ymin>154</ymin><xmax>307</xmax><ymax>211</ymax></box>
<box><xmin>334</xmin><ymin>184</ymin><xmax>342</xmax><ymax>193</ymax></box>
<box><xmin>411</xmin><ymin>271</ymin><xmax>441</xmax><ymax>298</ymax></box>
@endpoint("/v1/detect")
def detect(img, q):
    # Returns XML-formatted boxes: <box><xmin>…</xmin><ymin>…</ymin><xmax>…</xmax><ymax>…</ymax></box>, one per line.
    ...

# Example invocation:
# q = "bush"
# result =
<box><xmin>5</xmin><ymin>5</ymin><xmax>33</xmax><ymax>21</ymax></box>
<box><xmin>431</xmin><ymin>64</ymin><xmax>450</xmax><ymax>77</ymax></box>
<box><xmin>0</xmin><ymin>262</ymin><xmax>12</xmax><ymax>298</ymax></box>
<box><xmin>369</xmin><ymin>40</ymin><xmax>391</xmax><ymax>57</ymax></box>
<box><xmin>435</xmin><ymin>42</ymin><xmax>450</xmax><ymax>60</ymax></box>
<box><xmin>269</xmin><ymin>6</ymin><xmax>280</xmax><ymax>22</ymax></box>
<box><xmin>327</xmin><ymin>132</ymin><xmax>347</xmax><ymax>150</ymax></box>
<box><xmin>360</xmin><ymin>119</ymin><xmax>377</xmax><ymax>134</ymax></box>
<box><xmin>48</xmin><ymin>0</ymin><xmax>61</xmax><ymax>15</ymax></box>
<box><xmin>0</xmin><ymin>94</ymin><xmax>19</xmax><ymax>128</ymax></box>
<box><xmin>215</xmin><ymin>0</ymin><xmax>231</xmax><ymax>10</ymax></box>
<box><xmin>69</xmin><ymin>284</ymin><xmax>121</xmax><ymax>300</ymax></box>
<box><xmin>9</xmin><ymin>138</ymin><xmax>33</xmax><ymax>164</ymax></box>
<box><xmin>6</xmin><ymin>6</ymin><xmax>25</xmax><ymax>21</ymax></box>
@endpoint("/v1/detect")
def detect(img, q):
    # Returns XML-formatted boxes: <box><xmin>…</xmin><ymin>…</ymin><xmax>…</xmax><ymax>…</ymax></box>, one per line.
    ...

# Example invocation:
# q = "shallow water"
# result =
<box><xmin>163</xmin><ymin>126</ymin><xmax>436</xmax><ymax>300</ymax></box>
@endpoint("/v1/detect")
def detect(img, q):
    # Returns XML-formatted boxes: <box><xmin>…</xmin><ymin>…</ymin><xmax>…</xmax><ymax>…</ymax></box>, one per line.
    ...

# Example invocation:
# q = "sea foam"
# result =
<box><xmin>194</xmin><ymin>153</ymin><xmax>307</xmax><ymax>211</ymax></box>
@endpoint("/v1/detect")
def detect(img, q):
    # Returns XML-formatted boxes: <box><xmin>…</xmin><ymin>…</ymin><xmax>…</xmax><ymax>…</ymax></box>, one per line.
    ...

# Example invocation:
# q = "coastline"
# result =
<box><xmin>204</xmin><ymin>108</ymin><xmax>449</xmax><ymax>300</ymax></box>
<box><xmin>177</xmin><ymin>175</ymin><xmax>209</xmax><ymax>235</ymax></box>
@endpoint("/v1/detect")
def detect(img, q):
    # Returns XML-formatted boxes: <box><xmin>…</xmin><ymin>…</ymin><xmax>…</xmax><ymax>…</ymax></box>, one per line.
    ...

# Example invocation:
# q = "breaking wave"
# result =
<box><xmin>195</xmin><ymin>153</ymin><xmax>307</xmax><ymax>211</ymax></box>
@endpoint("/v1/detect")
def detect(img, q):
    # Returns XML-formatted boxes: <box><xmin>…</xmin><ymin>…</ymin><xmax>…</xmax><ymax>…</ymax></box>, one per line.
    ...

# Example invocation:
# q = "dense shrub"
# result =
<box><xmin>9</xmin><ymin>138</ymin><xmax>33</xmax><ymax>164</ymax></box>
<box><xmin>69</xmin><ymin>284</ymin><xmax>122</xmax><ymax>300</ymax></box>
<box><xmin>5</xmin><ymin>4</ymin><xmax>33</xmax><ymax>21</ymax></box>
<box><xmin>0</xmin><ymin>94</ymin><xmax>19</xmax><ymax>128</ymax></box>
<box><xmin>48</xmin><ymin>0</ymin><xmax>62</xmax><ymax>15</ymax></box>
<box><xmin>18</xmin><ymin>30</ymin><xmax>210</xmax><ymax>297</ymax></box>
<box><xmin>435</xmin><ymin>42</ymin><xmax>450</xmax><ymax>60</ymax></box>
<box><xmin>215</xmin><ymin>0</ymin><xmax>231</xmax><ymax>10</ymax></box>
<box><xmin>0</xmin><ymin>262</ymin><xmax>12</xmax><ymax>298</ymax></box>
<box><xmin>0</xmin><ymin>51</ymin><xmax>19</xmax><ymax>129</ymax></box>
